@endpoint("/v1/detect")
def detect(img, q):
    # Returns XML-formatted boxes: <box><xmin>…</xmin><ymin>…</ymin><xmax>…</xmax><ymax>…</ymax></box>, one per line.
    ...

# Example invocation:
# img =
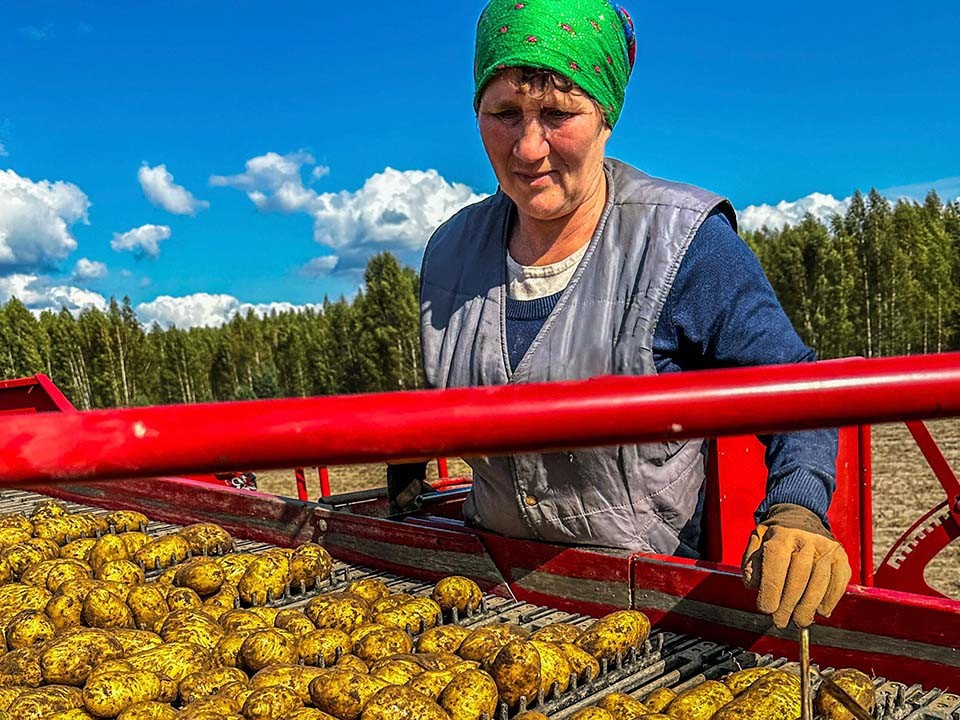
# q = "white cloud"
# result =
<box><xmin>0</xmin><ymin>273</ymin><xmax>106</xmax><ymax>314</ymax></box>
<box><xmin>299</xmin><ymin>256</ymin><xmax>339</xmax><ymax>277</ymax></box>
<box><xmin>136</xmin><ymin>292</ymin><xmax>322</xmax><ymax>329</ymax></box>
<box><xmin>212</xmin><ymin>152</ymin><xmax>487</xmax><ymax>269</ymax></box>
<box><xmin>138</xmin><ymin>163</ymin><xmax>209</xmax><ymax>215</ymax></box>
<box><xmin>0</xmin><ymin>143</ymin><xmax>7</xmax><ymax>157</ymax></box>
<box><xmin>0</xmin><ymin>168</ymin><xmax>90</xmax><ymax>271</ymax></box>
<box><xmin>73</xmin><ymin>257</ymin><xmax>107</xmax><ymax>280</ymax></box>
<box><xmin>739</xmin><ymin>192</ymin><xmax>849</xmax><ymax>233</ymax></box>
<box><xmin>111</xmin><ymin>224</ymin><xmax>171</xmax><ymax>258</ymax></box>
<box><xmin>881</xmin><ymin>177</ymin><xmax>960</xmax><ymax>204</ymax></box>
<box><xmin>311</xmin><ymin>166</ymin><xmax>330</xmax><ymax>181</ymax></box>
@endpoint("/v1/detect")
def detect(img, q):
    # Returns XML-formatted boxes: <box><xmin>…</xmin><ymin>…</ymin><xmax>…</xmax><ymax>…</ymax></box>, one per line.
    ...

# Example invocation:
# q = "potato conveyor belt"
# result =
<box><xmin>2</xmin><ymin>488</ymin><xmax>953</xmax><ymax>719</ymax></box>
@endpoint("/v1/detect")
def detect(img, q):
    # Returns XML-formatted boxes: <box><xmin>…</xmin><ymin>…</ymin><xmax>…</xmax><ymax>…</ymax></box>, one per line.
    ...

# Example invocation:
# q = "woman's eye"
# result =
<box><xmin>544</xmin><ymin>109</ymin><xmax>573</xmax><ymax>122</ymax></box>
<box><xmin>494</xmin><ymin>110</ymin><xmax>520</xmax><ymax>121</ymax></box>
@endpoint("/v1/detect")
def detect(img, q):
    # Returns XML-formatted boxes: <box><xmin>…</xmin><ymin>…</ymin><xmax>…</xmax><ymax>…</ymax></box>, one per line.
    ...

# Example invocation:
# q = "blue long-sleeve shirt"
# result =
<box><xmin>505</xmin><ymin>210</ymin><xmax>838</xmax><ymax>528</ymax></box>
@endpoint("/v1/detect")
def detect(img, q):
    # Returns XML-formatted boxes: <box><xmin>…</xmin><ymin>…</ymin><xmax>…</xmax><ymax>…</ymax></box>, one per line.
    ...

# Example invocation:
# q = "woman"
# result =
<box><xmin>419</xmin><ymin>0</ymin><xmax>851</xmax><ymax>629</ymax></box>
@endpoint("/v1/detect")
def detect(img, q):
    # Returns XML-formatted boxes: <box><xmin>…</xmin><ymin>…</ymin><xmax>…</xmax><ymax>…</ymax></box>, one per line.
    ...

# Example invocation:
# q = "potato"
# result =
<box><xmin>370</xmin><ymin>658</ymin><xmax>425</xmax><ymax>685</ymax></box>
<box><xmin>299</xmin><ymin>629</ymin><xmax>352</xmax><ymax>667</ymax></box>
<box><xmin>665</xmin><ymin>679</ymin><xmax>734</xmax><ymax>720</ymax></box>
<box><xmin>240</xmin><ymin>628</ymin><xmax>299</xmax><ymax>672</ymax></box>
<box><xmin>0</xmin><ymin>686</ymin><xmax>25</xmax><ymax>712</ymax></box>
<box><xmin>713</xmin><ymin>670</ymin><xmax>801</xmax><ymax>720</ymax></box>
<box><xmin>30</xmin><ymin>499</ymin><xmax>68</xmax><ymax>521</ymax></box>
<box><xmin>223</xmin><ymin>609</ymin><xmax>272</xmax><ymax>633</ymax></box>
<box><xmin>723</xmin><ymin>667</ymin><xmax>775</xmax><ymax>696</ymax></box>
<box><xmin>180</xmin><ymin>666</ymin><xmax>249</xmax><ymax>703</ymax></box>
<box><xmin>119</xmin><ymin>532</ymin><xmax>152</xmax><ymax>555</ymax></box>
<box><xmin>336</xmin><ymin>655</ymin><xmax>370</xmax><ymax>674</ymax></box>
<box><xmin>346</xmin><ymin>579</ymin><xmax>390</xmax><ymax>604</ymax></box>
<box><xmin>288</xmin><ymin>543</ymin><xmax>333</xmax><ymax>590</ymax></box>
<box><xmin>240</xmin><ymin>686</ymin><xmax>302</xmax><ymax>720</ymax></box>
<box><xmin>0</xmin><ymin>584</ymin><xmax>52</xmax><ymax>614</ymax></box>
<box><xmin>160</xmin><ymin>609</ymin><xmax>225</xmax><ymax>651</ymax></box>
<box><xmin>0</xmin><ymin>514</ymin><xmax>32</xmax><ymax>533</ymax></box>
<box><xmin>431</xmin><ymin>577</ymin><xmax>482</xmax><ymax>616</ymax></box>
<box><xmin>409</xmin><ymin>667</ymin><xmax>462</xmax><ymax>699</ymax></box>
<box><xmin>596</xmin><ymin>692</ymin><xmax>650</xmax><ymax>719</ymax></box>
<box><xmin>278</xmin><ymin>710</ymin><xmax>339</xmax><ymax>720</ymax></box>
<box><xmin>43</xmin><ymin>559</ymin><xmax>93</xmax><ymax>593</ymax></box>
<box><xmin>83</xmin><ymin>586</ymin><xmax>135</xmax><ymax>628</ymax></box>
<box><xmin>5</xmin><ymin>609</ymin><xmax>56</xmax><ymax>649</ymax></box>
<box><xmin>487</xmin><ymin>640</ymin><xmax>541</xmax><ymax>707</ymax></box>
<box><xmin>643</xmin><ymin>687</ymin><xmax>676</xmax><ymax>712</ymax></box>
<box><xmin>126</xmin><ymin>584</ymin><xmax>170</xmax><ymax>630</ymax></box>
<box><xmin>0</xmin><ymin>648</ymin><xmax>41</xmax><ymax>687</ymax></box>
<box><xmin>19</xmin><ymin>557</ymin><xmax>66</xmax><ymax>587</ymax></box>
<box><xmin>360</xmin><ymin>685</ymin><xmax>450</xmax><ymax>720</ymax></box>
<box><xmin>569</xmin><ymin>710</ymin><xmax>614</xmax><ymax>720</ymax></box>
<box><xmin>40</xmin><ymin>629</ymin><xmax>124</xmax><ymax>685</ymax></box>
<box><xmin>816</xmin><ymin>668</ymin><xmax>876</xmax><ymax>720</ymax></box>
<box><xmin>86</xmin><ymin>659</ymin><xmax>135</xmax><ymax>683</ymax></box>
<box><xmin>96</xmin><ymin>559</ymin><xmax>145</xmax><ymax>585</ymax></box>
<box><xmin>126</xmin><ymin>641</ymin><xmax>213</xmax><ymax>683</ymax></box>
<box><xmin>401</xmin><ymin>598</ymin><xmax>443</xmax><ymax>630</ymax></box>
<box><xmin>354</xmin><ymin>627</ymin><xmax>413</xmax><ymax>664</ymax></box>
<box><xmin>249</xmin><ymin>665</ymin><xmax>308</xmax><ymax>699</ymax></box>
<box><xmin>111</xmin><ymin>629</ymin><xmax>165</xmax><ymax>655</ymax></box>
<box><xmin>239</xmin><ymin>553</ymin><xmax>291</xmax><ymax>606</ymax></box>
<box><xmin>176</xmin><ymin>557</ymin><xmax>227</xmax><ymax>597</ymax></box>
<box><xmin>0</xmin><ymin>526</ymin><xmax>31</xmax><ymax>549</ymax></box>
<box><xmin>307</xmin><ymin>596</ymin><xmax>370</xmax><ymax>634</ymax></box>
<box><xmin>275</xmin><ymin>609</ymin><xmax>316</xmax><ymax>636</ymax></box>
<box><xmin>88</xmin><ymin>535</ymin><xmax>129</xmax><ymax>571</ymax></box>
<box><xmin>456</xmin><ymin>624</ymin><xmax>528</xmax><ymax>663</ymax></box>
<box><xmin>167</xmin><ymin>586</ymin><xmax>205</xmax><ymax>610</ymax></box>
<box><xmin>557</xmin><ymin>642</ymin><xmax>600</xmax><ymax>682</ymax></box>
<box><xmin>45</xmin><ymin>584</ymin><xmax>87</xmax><ymax>630</ymax></box>
<box><xmin>7</xmin><ymin>685</ymin><xmax>83</xmax><ymax>719</ymax></box>
<box><xmin>309</xmin><ymin>669</ymin><xmax>390</xmax><ymax>720</ymax></box>
<box><xmin>117</xmin><ymin>701</ymin><xmax>180</xmax><ymax>720</ymax></box>
<box><xmin>46</xmin><ymin>710</ymin><xmax>97</xmax><ymax>720</ymax></box>
<box><xmin>417</xmin><ymin>626</ymin><xmax>471</xmax><ymax>655</ymax></box>
<box><xmin>107</xmin><ymin>510</ymin><xmax>150</xmax><ymax>533</ymax></box>
<box><xmin>219</xmin><ymin>553</ymin><xmax>257</xmax><ymax>584</ymax></box>
<box><xmin>250</xmin><ymin>606</ymin><xmax>283</xmax><ymax>625</ymax></box>
<box><xmin>215</xmin><ymin>631</ymin><xmax>254</xmax><ymax>668</ymax></box>
<box><xmin>529</xmin><ymin>640</ymin><xmax>571</xmax><ymax>696</ymax></box>
<box><xmin>134</xmin><ymin>534</ymin><xmax>191</xmax><ymax>570</ymax></box>
<box><xmin>205</xmin><ymin>582</ymin><xmax>240</xmax><ymax>608</ymax></box>
<box><xmin>438</xmin><ymin>669</ymin><xmax>498</xmax><ymax>720</ymax></box>
<box><xmin>530</xmin><ymin>623</ymin><xmax>582</xmax><ymax>644</ymax></box>
<box><xmin>575</xmin><ymin>610</ymin><xmax>650</xmax><ymax>661</ymax></box>
<box><xmin>33</xmin><ymin>515</ymin><xmax>99</xmax><ymax>546</ymax></box>
<box><xmin>179</xmin><ymin>523</ymin><xmax>233</xmax><ymax>555</ymax></box>
<box><xmin>371</xmin><ymin>595</ymin><xmax>409</xmax><ymax>616</ymax></box>
<box><xmin>60</xmin><ymin>538</ymin><xmax>96</xmax><ymax>562</ymax></box>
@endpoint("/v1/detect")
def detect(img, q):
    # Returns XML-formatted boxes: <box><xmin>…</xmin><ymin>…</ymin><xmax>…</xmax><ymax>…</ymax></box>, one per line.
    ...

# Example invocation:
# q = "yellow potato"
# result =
<box><xmin>59</xmin><ymin>538</ymin><xmax>96</xmax><ymax>562</ymax></box>
<box><xmin>242</xmin><ymin>686</ymin><xmax>303</xmax><ymax>720</ymax></box>
<box><xmin>176</xmin><ymin>557</ymin><xmax>227</xmax><ymax>597</ymax></box>
<box><xmin>438</xmin><ymin>669</ymin><xmax>498</xmax><ymax>720</ymax></box>
<box><xmin>119</xmin><ymin>532</ymin><xmax>152</xmax><ymax>555</ymax></box>
<box><xmin>107</xmin><ymin>510</ymin><xmax>150</xmax><ymax>533</ymax></box>
<box><xmin>249</xmin><ymin>606</ymin><xmax>282</xmax><ymax>625</ymax></box>
<box><xmin>0</xmin><ymin>686</ymin><xmax>26</xmax><ymax>712</ymax></box>
<box><xmin>222</xmin><ymin>609</ymin><xmax>272</xmax><ymax>633</ymax></box>
<box><xmin>569</xmin><ymin>709</ymin><xmax>614</xmax><ymax>720</ymax></box>
<box><xmin>278</xmin><ymin>709</ymin><xmax>339</xmax><ymax>720</ymax></box>
<box><xmin>643</xmin><ymin>687</ymin><xmax>676</xmax><ymax>712</ymax></box>
<box><xmin>288</xmin><ymin>543</ymin><xmax>333</xmax><ymax>590</ymax></box>
<box><xmin>96</xmin><ymin>559</ymin><xmax>145</xmax><ymax>585</ymax></box>
<box><xmin>117</xmin><ymin>701</ymin><xmax>180</xmax><ymax>720</ymax></box>
<box><xmin>307</xmin><ymin>595</ymin><xmax>371</xmax><ymax>634</ymax></box>
<box><xmin>180</xmin><ymin>667</ymin><xmax>250</xmax><ymax>703</ymax></box>
<box><xmin>0</xmin><ymin>526</ymin><xmax>31</xmax><ymax>549</ymax></box>
<box><xmin>40</xmin><ymin>629</ymin><xmax>124</xmax><ymax>685</ymax></box>
<box><xmin>3</xmin><ymin>544</ymin><xmax>55</xmax><ymax>580</ymax></box>
<box><xmin>346</xmin><ymin>579</ymin><xmax>390</xmax><ymax>604</ymax></box>
<box><xmin>336</xmin><ymin>655</ymin><xmax>370</xmax><ymax>674</ymax></box>
<box><xmin>0</xmin><ymin>514</ymin><xmax>32</xmax><ymax>533</ymax></box>
<box><xmin>723</xmin><ymin>667</ymin><xmax>776</xmax><ymax>696</ymax></box>
<box><xmin>249</xmin><ymin>664</ymin><xmax>311</xmax><ymax>702</ymax></box>
<box><xmin>530</xmin><ymin>623</ymin><xmax>582</xmax><ymax>644</ymax></box>
<box><xmin>111</xmin><ymin>629</ymin><xmax>165</xmax><ymax>656</ymax></box>
<box><xmin>125</xmin><ymin>641</ymin><xmax>213</xmax><ymax>683</ymax></box>
<box><xmin>30</xmin><ymin>499</ymin><xmax>68</xmax><ymax>521</ymax></box>
<box><xmin>240</xmin><ymin>628</ymin><xmax>299</xmax><ymax>673</ymax></box>
<box><xmin>167</xmin><ymin>586</ymin><xmax>205</xmax><ymax>610</ymax></box>
<box><xmin>179</xmin><ymin>523</ymin><xmax>233</xmax><ymax>555</ymax></box>
<box><xmin>431</xmin><ymin>576</ymin><xmax>483</xmax><ymax>616</ymax></box>
<box><xmin>575</xmin><ymin>610</ymin><xmax>650</xmax><ymax>661</ymax></box>
<box><xmin>46</xmin><ymin>709</ymin><xmax>98</xmax><ymax>720</ymax></box>
<box><xmin>127</xmin><ymin>584</ymin><xmax>170</xmax><ymax>630</ymax></box>
<box><xmin>215</xmin><ymin>631</ymin><xmax>254</xmax><ymax>668</ymax></box>
<box><xmin>82</xmin><ymin>669</ymin><xmax>168</xmax><ymax>717</ymax></box>
<box><xmin>83</xmin><ymin>586</ymin><xmax>135</xmax><ymax>628</ymax></box>
<box><xmin>0</xmin><ymin>648</ymin><xmax>41</xmax><ymax>687</ymax></box>
<box><xmin>134</xmin><ymin>534</ymin><xmax>191</xmax><ymax>571</ymax></box>
<box><xmin>204</xmin><ymin>583</ymin><xmax>241</xmax><ymax>611</ymax></box>
<box><xmin>369</xmin><ymin>658</ymin><xmax>425</xmax><ymax>685</ymax></box>
<box><xmin>308</xmin><ymin>669</ymin><xmax>389</xmax><ymax>720</ymax></box>
<box><xmin>88</xmin><ymin>535</ymin><xmax>129</xmax><ymax>571</ymax></box>
<box><xmin>400</xmin><ymin>597</ymin><xmax>443</xmax><ymax>630</ymax></box>
<box><xmin>299</xmin><ymin>628</ymin><xmax>353</xmax><ymax>667</ymax></box>
<box><xmin>417</xmin><ymin>626</ymin><xmax>471</xmax><ymax>654</ymax></box>
<box><xmin>159</xmin><ymin>609</ymin><xmax>225</xmax><ymax>651</ymax></box>
<box><xmin>557</xmin><ymin>642</ymin><xmax>600</xmax><ymax>682</ymax></box>
<box><xmin>360</xmin><ymin>685</ymin><xmax>450</xmax><ymax>720</ymax></box>
<box><xmin>665</xmin><ymin>680</ymin><xmax>734</xmax><ymax>720</ymax></box>
<box><xmin>457</xmin><ymin>623</ymin><xmax>528</xmax><ymax>663</ymax></box>
<box><xmin>815</xmin><ymin>668</ymin><xmax>876</xmax><ymax>720</ymax></box>
<box><xmin>354</xmin><ymin>627</ymin><xmax>413</xmax><ymax>664</ymax></box>
<box><xmin>487</xmin><ymin>640</ymin><xmax>541</xmax><ymax>707</ymax></box>
<box><xmin>4</xmin><ymin>609</ymin><xmax>56</xmax><ymax>649</ymax></box>
<box><xmin>713</xmin><ymin>670</ymin><xmax>801</xmax><ymax>720</ymax></box>
<box><xmin>513</xmin><ymin>713</ymin><xmax>550</xmax><ymax>720</ymax></box>
<box><xmin>596</xmin><ymin>692</ymin><xmax>650</xmax><ymax>719</ymax></box>
<box><xmin>275</xmin><ymin>609</ymin><xmax>316</xmax><ymax>636</ymax></box>
<box><xmin>409</xmin><ymin>667</ymin><xmax>461</xmax><ymax>699</ymax></box>
<box><xmin>43</xmin><ymin>559</ymin><xmax>93</xmax><ymax>593</ymax></box>
<box><xmin>239</xmin><ymin>553</ymin><xmax>291</xmax><ymax>606</ymax></box>
<box><xmin>8</xmin><ymin>685</ymin><xmax>83</xmax><ymax>719</ymax></box>
<box><xmin>219</xmin><ymin>553</ymin><xmax>258</xmax><ymax>585</ymax></box>
<box><xmin>529</xmin><ymin>640</ymin><xmax>571</xmax><ymax>696</ymax></box>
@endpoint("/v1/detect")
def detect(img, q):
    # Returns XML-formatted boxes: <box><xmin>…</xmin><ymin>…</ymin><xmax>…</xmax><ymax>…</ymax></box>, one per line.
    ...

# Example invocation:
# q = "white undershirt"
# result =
<box><xmin>506</xmin><ymin>242</ymin><xmax>590</xmax><ymax>301</ymax></box>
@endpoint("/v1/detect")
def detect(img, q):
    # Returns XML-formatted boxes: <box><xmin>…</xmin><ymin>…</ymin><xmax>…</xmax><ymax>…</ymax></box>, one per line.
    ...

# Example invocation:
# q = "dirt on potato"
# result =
<box><xmin>255</xmin><ymin>421</ymin><xmax>960</xmax><ymax>599</ymax></box>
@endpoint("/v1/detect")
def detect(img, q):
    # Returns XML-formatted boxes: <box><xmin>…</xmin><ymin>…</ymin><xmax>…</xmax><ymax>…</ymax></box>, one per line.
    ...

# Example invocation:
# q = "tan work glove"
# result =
<box><xmin>741</xmin><ymin>503</ymin><xmax>852</xmax><ymax>629</ymax></box>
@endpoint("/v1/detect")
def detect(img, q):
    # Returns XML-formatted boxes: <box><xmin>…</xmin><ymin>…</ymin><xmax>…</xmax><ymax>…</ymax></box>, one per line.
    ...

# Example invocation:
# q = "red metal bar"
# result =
<box><xmin>2</xmin><ymin>353</ymin><xmax>960</xmax><ymax>486</ymax></box>
<box><xmin>905</xmin><ymin>420</ymin><xmax>960</xmax><ymax>524</ymax></box>
<box><xmin>294</xmin><ymin>467</ymin><xmax>308</xmax><ymax>501</ymax></box>
<box><xmin>858</xmin><ymin>424</ymin><xmax>874</xmax><ymax>587</ymax></box>
<box><xmin>318</xmin><ymin>466</ymin><xmax>331</xmax><ymax>497</ymax></box>
<box><xmin>436</xmin><ymin>457</ymin><xmax>449</xmax><ymax>479</ymax></box>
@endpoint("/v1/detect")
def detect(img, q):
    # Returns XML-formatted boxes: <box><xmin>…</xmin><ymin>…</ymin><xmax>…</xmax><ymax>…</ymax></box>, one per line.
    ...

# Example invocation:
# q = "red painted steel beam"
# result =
<box><xmin>1</xmin><ymin>353</ymin><xmax>960</xmax><ymax>486</ymax></box>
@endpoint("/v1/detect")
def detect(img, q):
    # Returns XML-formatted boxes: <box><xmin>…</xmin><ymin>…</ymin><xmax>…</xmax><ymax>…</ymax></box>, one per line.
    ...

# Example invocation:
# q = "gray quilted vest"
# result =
<box><xmin>420</xmin><ymin>158</ymin><xmax>736</xmax><ymax>555</ymax></box>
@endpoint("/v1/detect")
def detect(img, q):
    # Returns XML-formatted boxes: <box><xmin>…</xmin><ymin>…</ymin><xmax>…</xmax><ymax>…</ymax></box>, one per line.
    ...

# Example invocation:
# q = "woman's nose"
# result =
<box><xmin>513</xmin><ymin>118</ymin><xmax>549</xmax><ymax>163</ymax></box>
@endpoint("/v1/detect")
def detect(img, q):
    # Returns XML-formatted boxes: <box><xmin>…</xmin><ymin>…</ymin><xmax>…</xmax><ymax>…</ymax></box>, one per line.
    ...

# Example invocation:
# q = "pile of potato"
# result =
<box><xmin>515</xmin><ymin>664</ymin><xmax>876</xmax><ymax>719</ymax></box>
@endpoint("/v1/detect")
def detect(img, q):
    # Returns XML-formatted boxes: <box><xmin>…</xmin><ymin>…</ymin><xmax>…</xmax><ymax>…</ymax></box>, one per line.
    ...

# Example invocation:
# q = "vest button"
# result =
<box><xmin>524</xmin><ymin>495</ymin><xmax>538</xmax><ymax>506</ymax></box>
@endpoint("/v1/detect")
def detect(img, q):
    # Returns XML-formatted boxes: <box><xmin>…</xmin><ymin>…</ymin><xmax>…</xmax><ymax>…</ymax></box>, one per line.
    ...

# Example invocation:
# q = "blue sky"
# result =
<box><xmin>1</xmin><ymin>0</ymin><xmax>957</xmax><ymax>327</ymax></box>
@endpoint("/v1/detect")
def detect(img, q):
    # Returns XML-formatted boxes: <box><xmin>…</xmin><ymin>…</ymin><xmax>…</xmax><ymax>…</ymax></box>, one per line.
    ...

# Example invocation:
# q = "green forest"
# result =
<box><xmin>1</xmin><ymin>189</ymin><xmax>958</xmax><ymax>410</ymax></box>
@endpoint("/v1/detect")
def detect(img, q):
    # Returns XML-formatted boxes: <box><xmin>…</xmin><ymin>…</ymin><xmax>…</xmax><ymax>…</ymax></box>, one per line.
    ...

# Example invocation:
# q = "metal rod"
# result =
<box><xmin>800</xmin><ymin>627</ymin><xmax>814</xmax><ymax>720</ymax></box>
<box><xmin>1</xmin><ymin>353</ymin><xmax>960</xmax><ymax>485</ymax></box>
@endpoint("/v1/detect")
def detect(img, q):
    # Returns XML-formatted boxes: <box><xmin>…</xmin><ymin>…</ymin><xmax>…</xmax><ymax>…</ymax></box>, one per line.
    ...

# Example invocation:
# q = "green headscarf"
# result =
<box><xmin>474</xmin><ymin>0</ymin><xmax>636</xmax><ymax>127</ymax></box>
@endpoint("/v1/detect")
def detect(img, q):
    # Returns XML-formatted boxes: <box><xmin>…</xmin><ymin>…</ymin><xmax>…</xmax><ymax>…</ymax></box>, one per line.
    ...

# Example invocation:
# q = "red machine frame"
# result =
<box><xmin>1</xmin><ymin>354</ymin><xmax>959</xmax><ymax>687</ymax></box>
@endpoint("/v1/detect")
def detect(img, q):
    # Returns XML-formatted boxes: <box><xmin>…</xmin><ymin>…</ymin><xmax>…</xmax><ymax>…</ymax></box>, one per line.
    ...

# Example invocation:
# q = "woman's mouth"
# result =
<box><xmin>515</xmin><ymin>170</ymin><xmax>555</xmax><ymax>186</ymax></box>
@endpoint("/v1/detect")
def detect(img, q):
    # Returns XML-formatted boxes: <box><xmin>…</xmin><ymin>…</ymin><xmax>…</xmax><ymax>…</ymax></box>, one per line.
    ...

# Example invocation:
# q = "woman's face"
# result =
<box><xmin>478</xmin><ymin>73</ymin><xmax>611</xmax><ymax>222</ymax></box>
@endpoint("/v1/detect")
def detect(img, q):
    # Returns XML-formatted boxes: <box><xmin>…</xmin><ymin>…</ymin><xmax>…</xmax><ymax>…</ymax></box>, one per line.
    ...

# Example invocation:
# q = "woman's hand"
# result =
<box><xmin>741</xmin><ymin>504</ymin><xmax>852</xmax><ymax>628</ymax></box>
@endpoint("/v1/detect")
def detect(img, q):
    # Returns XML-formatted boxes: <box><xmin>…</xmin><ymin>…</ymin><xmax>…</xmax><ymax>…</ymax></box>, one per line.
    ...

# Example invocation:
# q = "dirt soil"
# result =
<box><xmin>256</xmin><ymin>420</ymin><xmax>960</xmax><ymax>598</ymax></box>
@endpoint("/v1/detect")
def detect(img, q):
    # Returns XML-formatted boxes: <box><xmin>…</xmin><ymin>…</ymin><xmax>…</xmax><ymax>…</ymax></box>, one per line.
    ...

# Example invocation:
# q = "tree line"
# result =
<box><xmin>0</xmin><ymin>190</ymin><xmax>958</xmax><ymax>409</ymax></box>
